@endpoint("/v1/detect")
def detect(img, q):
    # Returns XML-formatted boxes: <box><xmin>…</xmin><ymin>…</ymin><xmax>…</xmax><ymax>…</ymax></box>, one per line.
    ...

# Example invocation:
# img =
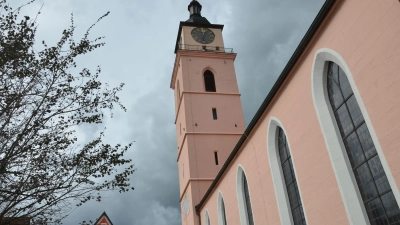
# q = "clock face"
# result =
<box><xmin>191</xmin><ymin>27</ymin><xmax>215</xmax><ymax>44</ymax></box>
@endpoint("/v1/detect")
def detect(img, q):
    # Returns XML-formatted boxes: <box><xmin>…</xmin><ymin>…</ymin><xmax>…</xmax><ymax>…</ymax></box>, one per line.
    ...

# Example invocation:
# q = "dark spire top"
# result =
<box><xmin>186</xmin><ymin>0</ymin><xmax>210</xmax><ymax>24</ymax></box>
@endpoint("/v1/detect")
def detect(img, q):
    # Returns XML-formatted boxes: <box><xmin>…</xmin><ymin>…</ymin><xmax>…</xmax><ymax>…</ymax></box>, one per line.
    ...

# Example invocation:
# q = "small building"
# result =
<box><xmin>94</xmin><ymin>212</ymin><xmax>113</xmax><ymax>225</ymax></box>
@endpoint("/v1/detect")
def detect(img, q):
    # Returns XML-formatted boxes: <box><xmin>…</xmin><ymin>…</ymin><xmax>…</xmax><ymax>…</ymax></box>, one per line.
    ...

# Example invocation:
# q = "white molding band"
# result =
<box><xmin>311</xmin><ymin>48</ymin><xmax>400</xmax><ymax>225</ymax></box>
<box><xmin>266</xmin><ymin>117</ymin><xmax>309</xmax><ymax>225</ymax></box>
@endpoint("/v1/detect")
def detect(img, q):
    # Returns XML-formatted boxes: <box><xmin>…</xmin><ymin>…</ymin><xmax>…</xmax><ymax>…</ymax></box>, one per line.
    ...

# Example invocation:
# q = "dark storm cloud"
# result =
<box><xmin>10</xmin><ymin>0</ymin><xmax>324</xmax><ymax>224</ymax></box>
<box><xmin>221</xmin><ymin>0</ymin><xmax>325</xmax><ymax>124</ymax></box>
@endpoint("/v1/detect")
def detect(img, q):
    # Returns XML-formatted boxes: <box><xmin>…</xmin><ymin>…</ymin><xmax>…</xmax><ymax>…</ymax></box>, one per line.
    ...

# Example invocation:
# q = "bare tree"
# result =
<box><xmin>0</xmin><ymin>1</ymin><xmax>135</xmax><ymax>224</ymax></box>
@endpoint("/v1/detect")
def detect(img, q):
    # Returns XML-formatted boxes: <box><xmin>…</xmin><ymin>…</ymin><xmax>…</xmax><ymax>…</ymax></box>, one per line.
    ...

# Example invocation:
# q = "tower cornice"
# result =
<box><xmin>176</xmin><ymin>132</ymin><xmax>243</xmax><ymax>162</ymax></box>
<box><xmin>174</xmin><ymin>92</ymin><xmax>241</xmax><ymax>124</ymax></box>
<box><xmin>170</xmin><ymin>50</ymin><xmax>236</xmax><ymax>89</ymax></box>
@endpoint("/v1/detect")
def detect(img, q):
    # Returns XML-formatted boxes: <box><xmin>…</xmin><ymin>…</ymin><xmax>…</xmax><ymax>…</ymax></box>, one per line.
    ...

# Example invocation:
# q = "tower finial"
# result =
<box><xmin>188</xmin><ymin>0</ymin><xmax>202</xmax><ymax>18</ymax></box>
<box><xmin>186</xmin><ymin>0</ymin><xmax>210</xmax><ymax>24</ymax></box>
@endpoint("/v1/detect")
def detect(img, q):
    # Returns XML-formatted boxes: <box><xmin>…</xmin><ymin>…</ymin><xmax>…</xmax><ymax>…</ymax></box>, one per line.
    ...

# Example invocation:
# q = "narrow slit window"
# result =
<box><xmin>212</xmin><ymin>108</ymin><xmax>218</xmax><ymax>120</ymax></box>
<box><xmin>243</xmin><ymin>172</ymin><xmax>254</xmax><ymax>225</ymax></box>
<box><xmin>204</xmin><ymin>70</ymin><xmax>216</xmax><ymax>92</ymax></box>
<box><xmin>214</xmin><ymin>151</ymin><xmax>219</xmax><ymax>165</ymax></box>
<box><xmin>220</xmin><ymin>196</ymin><xmax>228</xmax><ymax>225</ymax></box>
<box><xmin>278</xmin><ymin>127</ymin><xmax>306</xmax><ymax>225</ymax></box>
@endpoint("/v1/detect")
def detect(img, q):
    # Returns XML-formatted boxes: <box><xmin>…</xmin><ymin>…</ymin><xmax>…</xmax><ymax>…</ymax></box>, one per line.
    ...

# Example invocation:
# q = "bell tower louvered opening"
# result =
<box><xmin>204</xmin><ymin>70</ymin><xmax>216</xmax><ymax>92</ymax></box>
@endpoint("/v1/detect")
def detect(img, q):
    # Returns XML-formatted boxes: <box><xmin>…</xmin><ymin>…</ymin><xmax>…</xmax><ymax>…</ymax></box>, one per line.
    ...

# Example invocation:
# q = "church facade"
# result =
<box><xmin>170</xmin><ymin>0</ymin><xmax>400</xmax><ymax>225</ymax></box>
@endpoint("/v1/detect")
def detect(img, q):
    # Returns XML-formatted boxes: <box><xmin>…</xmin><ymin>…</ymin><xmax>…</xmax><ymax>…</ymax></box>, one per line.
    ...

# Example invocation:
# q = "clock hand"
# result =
<box><xmin>199</xmin><ymin>31</ymin><xmax>205</xmax><ymax>41</ymax></box>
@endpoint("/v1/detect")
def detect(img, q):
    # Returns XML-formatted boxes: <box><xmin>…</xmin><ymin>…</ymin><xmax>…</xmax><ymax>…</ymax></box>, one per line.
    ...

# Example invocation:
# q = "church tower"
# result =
<box><xmin>170</xmin><ymin>1</ymin><xmax>245</xmax><ymax>224</ymax></box>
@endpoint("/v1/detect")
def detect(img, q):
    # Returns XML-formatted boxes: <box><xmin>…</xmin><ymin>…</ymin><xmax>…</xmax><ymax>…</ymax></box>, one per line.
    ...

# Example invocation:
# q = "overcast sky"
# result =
<box><xmin>12</xmin><ymin>0</ymin><xmax>325</xmax><ymax>224</ymax></box>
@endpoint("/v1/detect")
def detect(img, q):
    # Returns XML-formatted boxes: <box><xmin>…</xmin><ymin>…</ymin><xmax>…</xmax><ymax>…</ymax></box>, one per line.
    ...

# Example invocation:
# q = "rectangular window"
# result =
<box><xmin>212</xmin><ymin>108</ymin><xmax>217</xmax><ymax>120</ymax></box>
<box><xmin>214</xmin><ymin>151</ymin><xmax>219</xmax><ymax>165</ymax></box>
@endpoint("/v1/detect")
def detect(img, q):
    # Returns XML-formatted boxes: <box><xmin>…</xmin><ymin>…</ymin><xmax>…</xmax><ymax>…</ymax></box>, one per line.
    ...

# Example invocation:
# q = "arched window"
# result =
<box><xmin>243</xmin><ymin>173</ymin><xmax>254</xmax><ymax>225</ymax></box>
<box><xmin>277</xmin><ymin>127</ymin><xmax>306</xmax><ymax>225</ymax></box>
<box><xmin>268</xmin><ymin>118</ymin><xmax>309</xmax><ymax>224</ymax></box>
<box><xmin>236</xmin><ymin>166</ymin><xmax>254</xmax><ymax>225</ymax></box>
<box><xmin>218</xmin><ymin>192</ymin><xmax>228</xmax><ymax>225</ymax></box>
<box><xmin>204</xmin><ymin>70</ymin><xmax>216</xmax><ymax>92</ymax></box>
<box><xmin>327</xmin><ymin>61</ymin><xmax>400</xmax><ymax>224</ymax></box>
<box><xmin>205</xmin><ymin>210</ymin><xmax>211</xmax><ymax>225</ymax></box>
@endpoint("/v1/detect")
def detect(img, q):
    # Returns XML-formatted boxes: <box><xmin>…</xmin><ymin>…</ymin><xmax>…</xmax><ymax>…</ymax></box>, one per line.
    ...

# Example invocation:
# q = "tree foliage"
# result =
<box><xmin>0</xmin><ymin>1</ymin><xmax>135</xmax><ymax>224</ymax></box>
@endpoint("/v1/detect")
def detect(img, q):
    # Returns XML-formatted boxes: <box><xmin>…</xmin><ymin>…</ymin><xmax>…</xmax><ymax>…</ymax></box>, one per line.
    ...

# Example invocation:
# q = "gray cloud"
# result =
<box><xmin>10</xmin><ymin>0</ymin><xmax>324</xmax><ymax>224</ymax></box>
<box><xmin>220</xmin><ymin>0</ymin><xmax>325</xmax><ymax>124</ymax></box>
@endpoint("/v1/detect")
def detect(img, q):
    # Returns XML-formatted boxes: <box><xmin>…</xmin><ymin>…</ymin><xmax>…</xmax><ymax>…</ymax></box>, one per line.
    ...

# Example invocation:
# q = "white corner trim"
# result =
<box><xmin>266</xmin><ymin>117</ymin><xmax>309</xmax><ymax>225</ymax></box>
<box><xmin>236</xmin><ymin>165</ymin><xmax>256</xmax><ymax>225</ymax></box>
<box><xmin>311</xmin><ymin>48</ymin><xmax>400</xmax><ymax>225</ymax></box>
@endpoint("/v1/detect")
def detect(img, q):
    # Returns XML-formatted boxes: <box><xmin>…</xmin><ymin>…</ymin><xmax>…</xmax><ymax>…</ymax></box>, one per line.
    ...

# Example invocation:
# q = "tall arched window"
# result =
<box><xmin>204</xmin><ymin>70</ymin><xmax>216</xmax><ymax>92</ymax></box>
<box><xmin>268</xmin><ymin>118</ymin><xmax>308</xmax><ymax>224</ymax></box>
<box><xmin>237</xmin><ymin>166</ymin><xmax>255</xmax><ymax>225</ymax></box>
<box><xmin>277</xmin><ymin>127</ymin><xmax>306</xmax><ymax>225</ymax></box>
<box><xmin>221</xmin><ymin>198</ymin><xmax>227</xmax><ymax>225</ymax></box>
<box><xmin>243</xmin><ymin>173</ymin><xmax>254</xmax><ymax>225</ymax></box>
<box><xmin>205</xmin><ymin>210</ymin><xmax>211</xmax><ymax>225</ymax></box>
<box><xmin>218</xmin><ymin>193</ymin><xmax>228</xmax><ymax>225</ymax></box>
<box><xmin>327</xmin><ymin>61</ymin><xmax>400</xmax><ymax>224</ymax></box>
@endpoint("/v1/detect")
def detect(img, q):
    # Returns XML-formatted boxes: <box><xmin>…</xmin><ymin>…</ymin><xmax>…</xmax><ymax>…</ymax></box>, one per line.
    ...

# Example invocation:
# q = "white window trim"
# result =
<box><xmin>236</xmin><ymin>165</ymin><xmax>256</xmax><ymax>225</ymax></box>
<box><xmin>311</xmin><ymin>48</ymin><xmax>400</xmax><ymax>225</ymax></box>
<box><xmin>266</xmin><ymin>117</ymin><xmax>309</xmax><ymax>225</ymax></box>
<box><xmin>217</xmin><ymin>191</ymin><xmax>228</xmax><ymax>225</ymax></box>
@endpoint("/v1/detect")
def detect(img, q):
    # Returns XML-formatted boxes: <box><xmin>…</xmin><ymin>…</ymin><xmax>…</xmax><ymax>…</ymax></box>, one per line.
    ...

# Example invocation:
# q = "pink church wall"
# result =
<box><xmin>185</xmin><ymin>94</ymin><xmax>245</xmax><ymax>133</ymax></box>
<box><xmin>178</xmin><ymin>140</ymin><xmax>190</xmax><ymax>195</ymax></box>
<box><xmin>174</xmin><ymin>55</ymin><xmax>245</xmax><ymax>152</ymax></box>
<box><xmin>198</xmin><ymin>0</ymin><xmax>400</xmax><ymax>225</ymax></box>
<box><xmin>182</xmin><ymin>56</ymin><xmax>240</xmax><ymax>93</ymax></box>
